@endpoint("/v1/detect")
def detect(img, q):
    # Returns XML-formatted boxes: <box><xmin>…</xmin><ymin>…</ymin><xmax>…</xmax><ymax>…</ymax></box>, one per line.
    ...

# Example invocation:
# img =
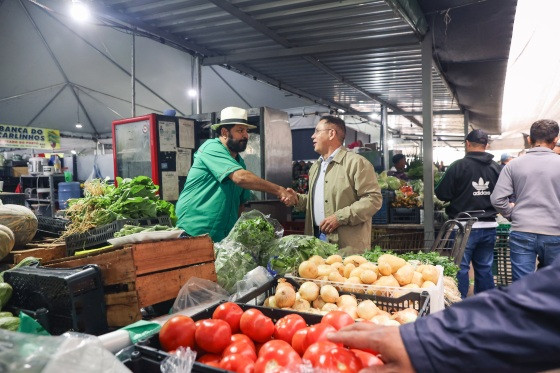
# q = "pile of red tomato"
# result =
<box><xmin>159</xmin><ymin>302</ymin><xmax>383</xmax><ymax>373</ymax></box>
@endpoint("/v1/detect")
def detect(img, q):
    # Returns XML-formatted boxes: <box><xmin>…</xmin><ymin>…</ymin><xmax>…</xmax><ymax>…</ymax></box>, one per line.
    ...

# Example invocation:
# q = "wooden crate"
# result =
<box><xmin>1</xmin><ymin>237</ymin><xmax>66</xmax><ymax>265</ymax></box>
<box><xmin>46</xmin><ymin>235</ymin><xmax>216</xmax><ymax>327</ymax></box>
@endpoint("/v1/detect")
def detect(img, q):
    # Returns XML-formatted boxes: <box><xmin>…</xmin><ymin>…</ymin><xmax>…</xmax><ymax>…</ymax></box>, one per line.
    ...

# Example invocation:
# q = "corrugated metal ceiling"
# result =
<box><xmin>94</xmin><ymin>0</ymin><xmax>515</xmax><ymax>143</ymax></box>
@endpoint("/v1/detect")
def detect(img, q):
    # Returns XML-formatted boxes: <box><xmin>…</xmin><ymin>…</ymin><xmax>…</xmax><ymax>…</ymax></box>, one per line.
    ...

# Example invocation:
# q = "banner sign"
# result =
<box><xmin>0</xmin><ymin>124</ymin><xmax>61</xmax><ymax>149</ymax></box>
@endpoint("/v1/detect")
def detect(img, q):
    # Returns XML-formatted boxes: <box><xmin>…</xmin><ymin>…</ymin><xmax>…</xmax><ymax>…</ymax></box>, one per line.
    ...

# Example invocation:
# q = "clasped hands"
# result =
<box><xmin>279</xmin><ymin>188</ymin><xmax>340</xmax><ymax>234</ymax></box>
<box><xmin>279</xmin><ymin>187</ymin><xmax>299</xmax><ymax>206</ymax></box>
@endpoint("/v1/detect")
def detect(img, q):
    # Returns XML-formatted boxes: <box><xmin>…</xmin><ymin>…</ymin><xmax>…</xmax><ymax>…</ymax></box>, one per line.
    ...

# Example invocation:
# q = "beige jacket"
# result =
<box><xmin>296</xmin><ymin>148</ymin><xmax>382</xmax><ymax>253</ymax></box>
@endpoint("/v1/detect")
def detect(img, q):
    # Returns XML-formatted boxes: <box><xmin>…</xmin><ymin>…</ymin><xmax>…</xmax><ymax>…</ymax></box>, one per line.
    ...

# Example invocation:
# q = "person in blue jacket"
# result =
<box><xmin>328</xmin><ymin>256</ymin><xmax>560</xmax><ymax>372</ymax></box>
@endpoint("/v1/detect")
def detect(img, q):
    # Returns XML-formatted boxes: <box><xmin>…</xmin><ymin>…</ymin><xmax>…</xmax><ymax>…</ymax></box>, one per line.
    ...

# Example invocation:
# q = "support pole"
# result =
<box><xmin>381</xmin><ymin>105</ymin><xmax>389</xmax><ymax>171</ymax></box>
<box><xmin>422</xmin><ymin>30</ymin><xmax>434</xmax><ymax>247</ymax></box>
<box><xmin>131</xmin><ymin>30</ymin><xmax>136</xmax><ymax>117</ymax></box>
<box><xmin>195</xmin><ymin>56</ymin><xmax>202</xmax><ymax>115</ymax></box>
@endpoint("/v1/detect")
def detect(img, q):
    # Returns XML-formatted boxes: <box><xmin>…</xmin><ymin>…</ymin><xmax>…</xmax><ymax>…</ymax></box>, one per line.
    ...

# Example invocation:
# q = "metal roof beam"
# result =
<box><xmin>203</xmin><ymin>35</ymin><xmax>418</xmax><ymax>65</ymax></box>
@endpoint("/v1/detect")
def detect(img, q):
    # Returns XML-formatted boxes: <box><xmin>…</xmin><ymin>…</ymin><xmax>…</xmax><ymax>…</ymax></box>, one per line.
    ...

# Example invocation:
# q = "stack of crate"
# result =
<box><xmin>493</xmin><ymin>223</ymin><xmax>512</xmax><ymax>286</ymax></box>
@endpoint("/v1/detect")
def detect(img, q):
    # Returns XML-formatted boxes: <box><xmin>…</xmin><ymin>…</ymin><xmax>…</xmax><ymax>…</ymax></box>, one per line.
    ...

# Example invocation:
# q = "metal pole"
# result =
<box><xmin>195</xmin><ymin>56</ymin><xmax>202</xmax><ymax>114</ymax></box>
<box><xmin>422</xmin><ymin>30</ymin><xmax>434</xmax><ymax>246</ymax></box>
<box><xmin>381</xmin><ymin>105</ymin><xmax>389</xmax><ymax>171</ymax></box>
<box><xmin>131</xmin><ymin>30</ymin><xmax>136</xmax><ymax>117</ymax></box>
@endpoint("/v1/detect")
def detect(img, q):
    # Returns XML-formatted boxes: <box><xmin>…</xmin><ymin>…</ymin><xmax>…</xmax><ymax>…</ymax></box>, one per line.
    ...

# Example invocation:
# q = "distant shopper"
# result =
<box><xmin>175</xmin><ymin>107</ymin><xmax>292</xmax><ymax>242</ymax></box>
<box><xmin>285</xmin><ymin>116</ymin><xmax>382</xmax><ymax>253</ymax></box>
<box><xmin>387</xmin><ymin>153</ymin><xmax>409</xmax><ymax>180</ymax></box>
<box><xmin>499</xmin><ymin>153</ymin><xmax>514</xmax><ymax>169</ymax></box>
<box><xmin>435</xmin><ymin>129</ymin><xmax>501</xmax><ymax>298</ymax></box>
<box><xmin>491</xmin><ymin>119</ymin><xmax>560</xmax><ymax>281</ymax></box>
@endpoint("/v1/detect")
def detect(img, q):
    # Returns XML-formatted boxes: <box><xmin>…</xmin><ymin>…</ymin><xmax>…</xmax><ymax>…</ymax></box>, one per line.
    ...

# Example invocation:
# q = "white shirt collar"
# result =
<box><xmin>319</xmin><ymin>146</ymin><xmax>343</xmax><ymax>163</ymax></box>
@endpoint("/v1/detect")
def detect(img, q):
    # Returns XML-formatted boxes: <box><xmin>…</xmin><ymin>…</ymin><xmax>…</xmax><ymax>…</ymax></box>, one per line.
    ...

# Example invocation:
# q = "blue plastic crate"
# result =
<box><xmin>372</xmin><ymin>190</ymin><xmax>393</xmax><ymax>224</ymax></box>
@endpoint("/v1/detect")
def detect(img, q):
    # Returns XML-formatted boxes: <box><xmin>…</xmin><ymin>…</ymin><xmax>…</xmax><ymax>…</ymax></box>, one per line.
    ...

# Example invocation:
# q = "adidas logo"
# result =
<box><xmin>472</xmin><ymin>177</ymin><xmax>491</xmax><ymax>196</ymax></box>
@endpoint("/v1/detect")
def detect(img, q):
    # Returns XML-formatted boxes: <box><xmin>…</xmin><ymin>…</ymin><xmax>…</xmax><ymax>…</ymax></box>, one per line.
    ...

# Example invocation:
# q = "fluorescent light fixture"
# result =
<box><xmin>70</xmin><ymin>0</ymin><xmax>90</xmax><ymax>22</ymax></box>
<box><xmin>187</xmin><ymin>89</ymin><xmax>197</xmax><ymax>97</ymax></box>
<box><xmin>71</xmin><ymin>150</ymin><xmax>77</xmax><ymax>155</ymax></box>
<box><xmin>75</xmin><ymin>123</ymin><xmax>83</xmax><ymax>129</ymax></box>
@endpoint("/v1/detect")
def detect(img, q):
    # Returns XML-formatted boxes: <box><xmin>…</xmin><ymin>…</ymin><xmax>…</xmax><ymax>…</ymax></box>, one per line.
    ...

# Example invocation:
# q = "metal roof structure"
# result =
<box><xmin>94</xmin><ymin>0</ymin><xmax>517</xmax><ymax>143</ymax></box>
<box><xmin>0</xmin><ymin>0</ymin><xmax>517</xmax><ymax>145</ymax></box>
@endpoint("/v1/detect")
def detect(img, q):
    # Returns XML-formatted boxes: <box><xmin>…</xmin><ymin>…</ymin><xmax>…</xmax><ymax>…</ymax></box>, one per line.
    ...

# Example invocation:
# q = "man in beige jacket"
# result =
<box><xmin>287</xmin><ymin>116</ymin><xmax>382</xmax><ymax>253</ymax></box>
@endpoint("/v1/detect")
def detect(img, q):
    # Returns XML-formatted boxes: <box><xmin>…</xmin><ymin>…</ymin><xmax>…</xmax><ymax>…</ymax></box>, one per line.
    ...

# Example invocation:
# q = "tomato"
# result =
<box><xmin>273</xmin><ymin>314</ymin><xmax>307</xmax><ymax>344</ymax></box>
<box><xmin>351</xmin><ymin>349</ymin><xmax>384</xmax><ymax>367</ymax></box>
<box><xmin>254</xmin><ymin>340</ymin><xmax>302</xmax><ymax>373</ymax></box>
<box><xmin>213</xmin><ymin>302</ymin><xmax>244</xmax><ymax>333</ymax></box>
<box><xmin>198</xmin><ymin>353</ymin><xmax>221</xmax><ymax>364</ymax></box>
<box><xmin>304</xmin><ymin>342</ymin><xmax>363</xmax><ymax>373</ymax></box>
<box><xmin>231</xmin><ymin>334</ymin><xmax>256</xmax><ymax>351</ymax></box>
<box><xmin>303</xmin><ymin>323</ymin><xmax>337</xmax><ymax>351</ymax></box>
<box><xmin>219</xmin><ymin>354</ymin><xmax>255</xmax><ymax>373</ymax></box>
<box><xmin>291</xmin><ymin>327</ymin><xmax>308</xmax><ymax>356</ymax></box>
<box><xmin>223</xmin><ymin>341</ymin><xmax>258</xmax><ymax>362</ymax></box>
<box><xmin>239</xmin><ymin>308</ymin><xmax>275</xmax><ymax>343</ymax></box>
<box><xmin>158</xmin><ymin>315</ymin><xmax>196</xmax><ymax>352</ymax></box>
<box><xmin>321</xmin><ymin>311</ymin><xmax>355</xmax><ymax>331</ymax></box>
<box><xmin>195</xmin><ymin>318</ymin><xmax>232</xmax><ymax>354</ymax></box>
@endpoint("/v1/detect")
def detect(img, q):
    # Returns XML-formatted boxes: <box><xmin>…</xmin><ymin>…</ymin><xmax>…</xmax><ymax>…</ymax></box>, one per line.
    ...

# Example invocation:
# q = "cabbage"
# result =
<box><xmin>378</xmin><ymin>180</ymin><xmax>388</xmax><ymax>190</ymax></box>
<box><xmin>387</xmin><ymin>176</ymin><xmax>401</xmax><ymax>191</ymax></box>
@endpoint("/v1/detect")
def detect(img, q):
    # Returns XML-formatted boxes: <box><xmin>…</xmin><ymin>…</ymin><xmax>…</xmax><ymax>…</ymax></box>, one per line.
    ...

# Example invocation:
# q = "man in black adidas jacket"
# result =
<box><xmin>435</xmin><ymin>129</ymin><xmax>501</xmax><ymax>298</ymax></box>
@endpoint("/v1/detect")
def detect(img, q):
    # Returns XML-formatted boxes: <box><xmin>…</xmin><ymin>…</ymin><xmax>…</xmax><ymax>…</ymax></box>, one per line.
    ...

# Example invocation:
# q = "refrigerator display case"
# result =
<box><xmin>112</xmin><ymin>114</ymin><xmax>199</xmax><ymax>202</ymax></box>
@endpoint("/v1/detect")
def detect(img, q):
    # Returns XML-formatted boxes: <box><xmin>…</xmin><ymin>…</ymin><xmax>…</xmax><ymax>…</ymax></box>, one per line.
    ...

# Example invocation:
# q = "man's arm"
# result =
<box><xmin>229</xmin><ymin>169</ymin><xmax>291</xmax><ymax>203</ymax></box>
<box><xmin>490</xmin><ymin>166</ymin><xmax>515</xmax><ymax>217</ymax></box>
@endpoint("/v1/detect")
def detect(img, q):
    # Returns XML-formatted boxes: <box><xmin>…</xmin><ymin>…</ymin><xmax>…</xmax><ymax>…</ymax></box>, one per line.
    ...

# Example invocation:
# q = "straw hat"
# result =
<box><xmin>211</xmin><ymin>107</ymin><xmax>256</xmax><ymax>130</ymax></box>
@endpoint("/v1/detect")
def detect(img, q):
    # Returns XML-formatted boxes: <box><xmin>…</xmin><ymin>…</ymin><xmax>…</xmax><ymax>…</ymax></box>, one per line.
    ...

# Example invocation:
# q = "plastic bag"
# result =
<box><xmin>214</xmin><ymin>241</ymin><xmax>259</xmax><ymax>293</ymax></box>
<box><xmin>172</xmin><ymin>277</ymin><xmax>229</xmax><ymax>313</ymax></box>
<box><xmin>230</xmin><ymin>266</ymin><xmax>274</xmax><ymax>303</ymax></box>
<box><xmin>0</xmin><ymin>329</ymin><xmax>129</xmax><ymax>373</ymax></box>
<box><xmin>223</xmin><ymin>210</ymin><xmax>284</xmax><ymax>258</ymax></box>
<box><xmin>160</xmin><ymin>346</ymin><xmax>197</xmax><ymax>373</ymax></box>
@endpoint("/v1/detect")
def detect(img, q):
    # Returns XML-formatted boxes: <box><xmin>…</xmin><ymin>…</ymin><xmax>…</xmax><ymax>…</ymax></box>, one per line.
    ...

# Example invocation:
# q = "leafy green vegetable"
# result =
<box><xmin>263</xmin><ymin>235</ymin><xmax>338</xmax><ymax>275</ymax></box>
<box><xmin>113</xmin><ymin>224</ymin><xmax>176</xmax><ymax>237</ymax></box>
<box><xmin>399</xmin><ymin>251</ymin><xmax>459</xmax><ymax>277</ymax></box>
<box><xmin>214</xmin><ymin>242</ymin><xmax>259</xmax><ymax>293</ymax></box>
<box><xmin>229</xmin><ymin>216</ymin><xmax>275</xmax><ymax>254</ymax></box>
<box><xmin>363</xmin><ymin>245</ymin><xmax>393</xmax><ymax>263</ymax></box>
<box><xmin>386</xmin><ymin>176</ymin><xmax>401</xmax><ymax>190</ymax></box>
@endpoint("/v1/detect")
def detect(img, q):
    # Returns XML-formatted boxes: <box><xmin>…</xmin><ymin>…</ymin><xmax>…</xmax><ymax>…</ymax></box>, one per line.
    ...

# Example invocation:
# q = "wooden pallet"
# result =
<box><xmin>46</xmin><ymin>235</ymin><xmax>216</xmax><ymax>327</ymax></box>
<box><xmin>2</xmin><ymin>237</ymin><xmax>66</xmax><ymax>265</ymax></box>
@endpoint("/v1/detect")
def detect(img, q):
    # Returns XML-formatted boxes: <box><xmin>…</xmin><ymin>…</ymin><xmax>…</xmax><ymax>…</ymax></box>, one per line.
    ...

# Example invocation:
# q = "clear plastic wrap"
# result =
<box><xmin>160</xmin><ymin>346</ymin><xmax>197</xmax><ymax>373</ymax></box>
<box><xmin>222</xmin><ymin>210</ymin><xmax>284</xmax><ymax>258</ymax></box>
<box><xmin>0</xmin><ymin>329</ymin><xmax>129</xmax><ymax>373</ymax></box>
<box><xmin>214</xmin><ymin>241</ymin><xmax>259</xmax><ymax>293</ymax></box>
<box><xmin>230</xmin><ymin>266</ymin><xmax>274</xmax><ymax>303</ymax></box>
<box><xmin>172</xmin><ymin>277</ymin><xmax>229</xmax><ymax>313</ymax></box>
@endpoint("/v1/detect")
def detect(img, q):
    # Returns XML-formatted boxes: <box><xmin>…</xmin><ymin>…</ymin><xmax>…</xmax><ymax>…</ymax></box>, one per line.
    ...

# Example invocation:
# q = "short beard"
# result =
<box><xmin>226</xmin><ymin>133</ymin><xmax>248</xmax><ymax>153</ymax></box>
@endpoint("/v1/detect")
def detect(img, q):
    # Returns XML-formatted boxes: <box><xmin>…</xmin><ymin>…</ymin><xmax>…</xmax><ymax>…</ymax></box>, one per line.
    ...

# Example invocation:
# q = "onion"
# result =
<box><xmin>337</xmin><ymin>294</ymin><xmax>357</xmax><ymax>308</ymax></box>
<box><xmin>342</xmin><ymin>277</ymin><xmax>363</xmax><ymax>293</ymax></box>
<box><xmin>356</xmin><ymin>300</ymin><xmax>379</xmax><ymax>320</ymax></box>
<box><xmin>331</xmin><ymin>262</ymin><xmax>345</xmax><ymax>276</ymax></box>
<box><xmin>299</xmin><ymin>261</ymin><xmax>318</xmax><ymax>279</ymax></box>
<box><xmin>325</xmin><ymin>254</ymin><xmax>343</xmax><ymax>264</ymax></box>
<box><xmin>349</xmin><ymin>267</ymin><xmax>364</xmax><ymax>279</ymax></box>
<box><xmin>299</xmin><ymin>281</ymin><xmax>320</xmax><ymax>302</ymax></box>
<box><xmin>383</xmin><ymin>320</ymin><xmax>401</xmax><ymax>327</ymax></box>
<box><xmin>317</xmin><ymin>264</ymin><xmax>333</xmax><ymax>277</ymax></box>
<box><xmin>421</xmin><ymin>280</ymin><xmax>436</xmax><ymax>288</ymax></box>
<box><xmin>313</xmin><ymin>297</ymin><xmax>326</xmax><ymax>310</ymax></box>
<box><xmin>275</xmin><ymin>285</ymin><xmax>296</xmax><ymax>308</ymax></box>
<box><xmin>320</xmin><ymin>285</ymin><xmax>339</xmax><ymax>303</ymax></box>
<box><xmin>321</xmin><ymin>303</ymin><xmax>338</xmax><ymax>312</ymax></box>
<box><xmin>264</xmin><ymin>296</ymin><xmax>277</xmax><ymax>308</ymax></box>
<box><xmin>370</xmin><ymin>314</ymin><xmax>391</xmax><ymax>325</ymax></box>
<box><xmin>339</xmin><ymin>305</ymin><xmax>358</xmax><ymax>319</ymax></box>
<box><xmin>292</xmin><ymin>298</ymin><xmax>311</xmax><ymax>312</ymax></box>
<box><xmin>308</xmin><ymin>255</ymin><xmax>325</xmax><ymax>266</ymax></box>
<box><xmin>392</xmin><ymin>308</ymin><xmax>418</xmax><ymax>324</ymax></box>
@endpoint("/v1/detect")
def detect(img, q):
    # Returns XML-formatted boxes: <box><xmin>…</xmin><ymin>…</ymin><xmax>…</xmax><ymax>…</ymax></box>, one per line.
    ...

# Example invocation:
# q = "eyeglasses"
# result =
<box><xmin>313</xmin><ymin>128</ymin><xmax>334</xmax><ymax>134</ymax></box>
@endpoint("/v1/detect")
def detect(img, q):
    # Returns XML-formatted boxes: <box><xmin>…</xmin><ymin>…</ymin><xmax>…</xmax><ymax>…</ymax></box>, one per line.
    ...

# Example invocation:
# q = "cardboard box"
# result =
<box><xmin>11</xmin><ymin>167</ymin><xmax>28</xmax><ymax>177</ymax></box>
<box><xmin>47</xmin><ymin>235</ymin><xmax>216</xmax><ymax>327</ymax></box>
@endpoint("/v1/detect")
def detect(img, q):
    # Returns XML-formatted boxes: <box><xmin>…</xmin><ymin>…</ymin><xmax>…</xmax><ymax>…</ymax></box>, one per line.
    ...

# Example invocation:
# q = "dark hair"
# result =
<box><xmin>530</xmin><ymin>119</ymin><xmax>559</xmax><ymax>144</ymax></box>
<box><xmin>320</xmin><ymin>115</ymin><xmax>346</xmax><ymax>142</ymax></box>
<box><xmin>217</xmin><ymin>124</ymin><xmax>235</xmax><ymax>136</ymax></box>
<box><xmin>392</xmin><ymin>153</ymin><xmax>406</xmax><ymax>165</ymax></box>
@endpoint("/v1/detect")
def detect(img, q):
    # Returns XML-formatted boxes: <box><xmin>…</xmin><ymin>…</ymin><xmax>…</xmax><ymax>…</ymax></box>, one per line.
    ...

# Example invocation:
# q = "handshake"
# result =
<box><xmin>279</xmin><ymin>187</ymin><xmax>298</xmax><ymax>206</ymax></box>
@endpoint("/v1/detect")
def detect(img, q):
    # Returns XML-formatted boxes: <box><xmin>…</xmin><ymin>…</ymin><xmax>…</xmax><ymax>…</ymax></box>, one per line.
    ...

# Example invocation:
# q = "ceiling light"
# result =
<box><xmin>70</xmin><ymin>0</ymin><xmax>90</xmax><ymax>22</ymax></box>
<box><xmin>75</xmin><ymin>123</ymin><xmax>83</xmax><ymax>129</ymax></box>
<box><xmin>71</xmin><ymin>150</ymin><xmax>77</xmax><ymax>155</ymax></box>
<box><xmin>187</xmin><ymin>89</ymin><xmax>197</xmax><ymax>98</ymax></box>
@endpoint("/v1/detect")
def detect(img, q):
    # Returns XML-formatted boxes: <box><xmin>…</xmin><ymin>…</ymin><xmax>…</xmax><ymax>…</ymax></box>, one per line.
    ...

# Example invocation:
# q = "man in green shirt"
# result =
<box><xmin>176</xmin><ymin>107</ymin><xmax>292</xmax><ymax>242</ymax></box>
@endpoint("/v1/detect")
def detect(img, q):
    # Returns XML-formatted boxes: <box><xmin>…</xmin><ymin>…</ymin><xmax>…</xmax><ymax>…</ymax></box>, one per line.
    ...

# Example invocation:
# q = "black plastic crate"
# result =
<box><xmin>64</xmin><ymin>216</ymin><xmax>172</xmax><ymax>255</ymax></box>
<box><xmin>0</xmin><ymin>192</ymin><xmax>26</xmax><ymax>205</ymax></box>
<box><xmin>389</xmin><ymin>207</ymin><xmax>421</xmax><ymax>224</ymax></box>
<box><xmin>372</xmin><ymin>190</ymin><xmax>393</xmax><ymax>224</ymax></box>
<box><xmin>37</xmin><ymin>216</ymin><xmax>69</xmax><ymax>236</ymax></box>
<box><xmin>4</xmin><ymin>264</ymin><xmax>108</xmax><ymax>335</ymax></box>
